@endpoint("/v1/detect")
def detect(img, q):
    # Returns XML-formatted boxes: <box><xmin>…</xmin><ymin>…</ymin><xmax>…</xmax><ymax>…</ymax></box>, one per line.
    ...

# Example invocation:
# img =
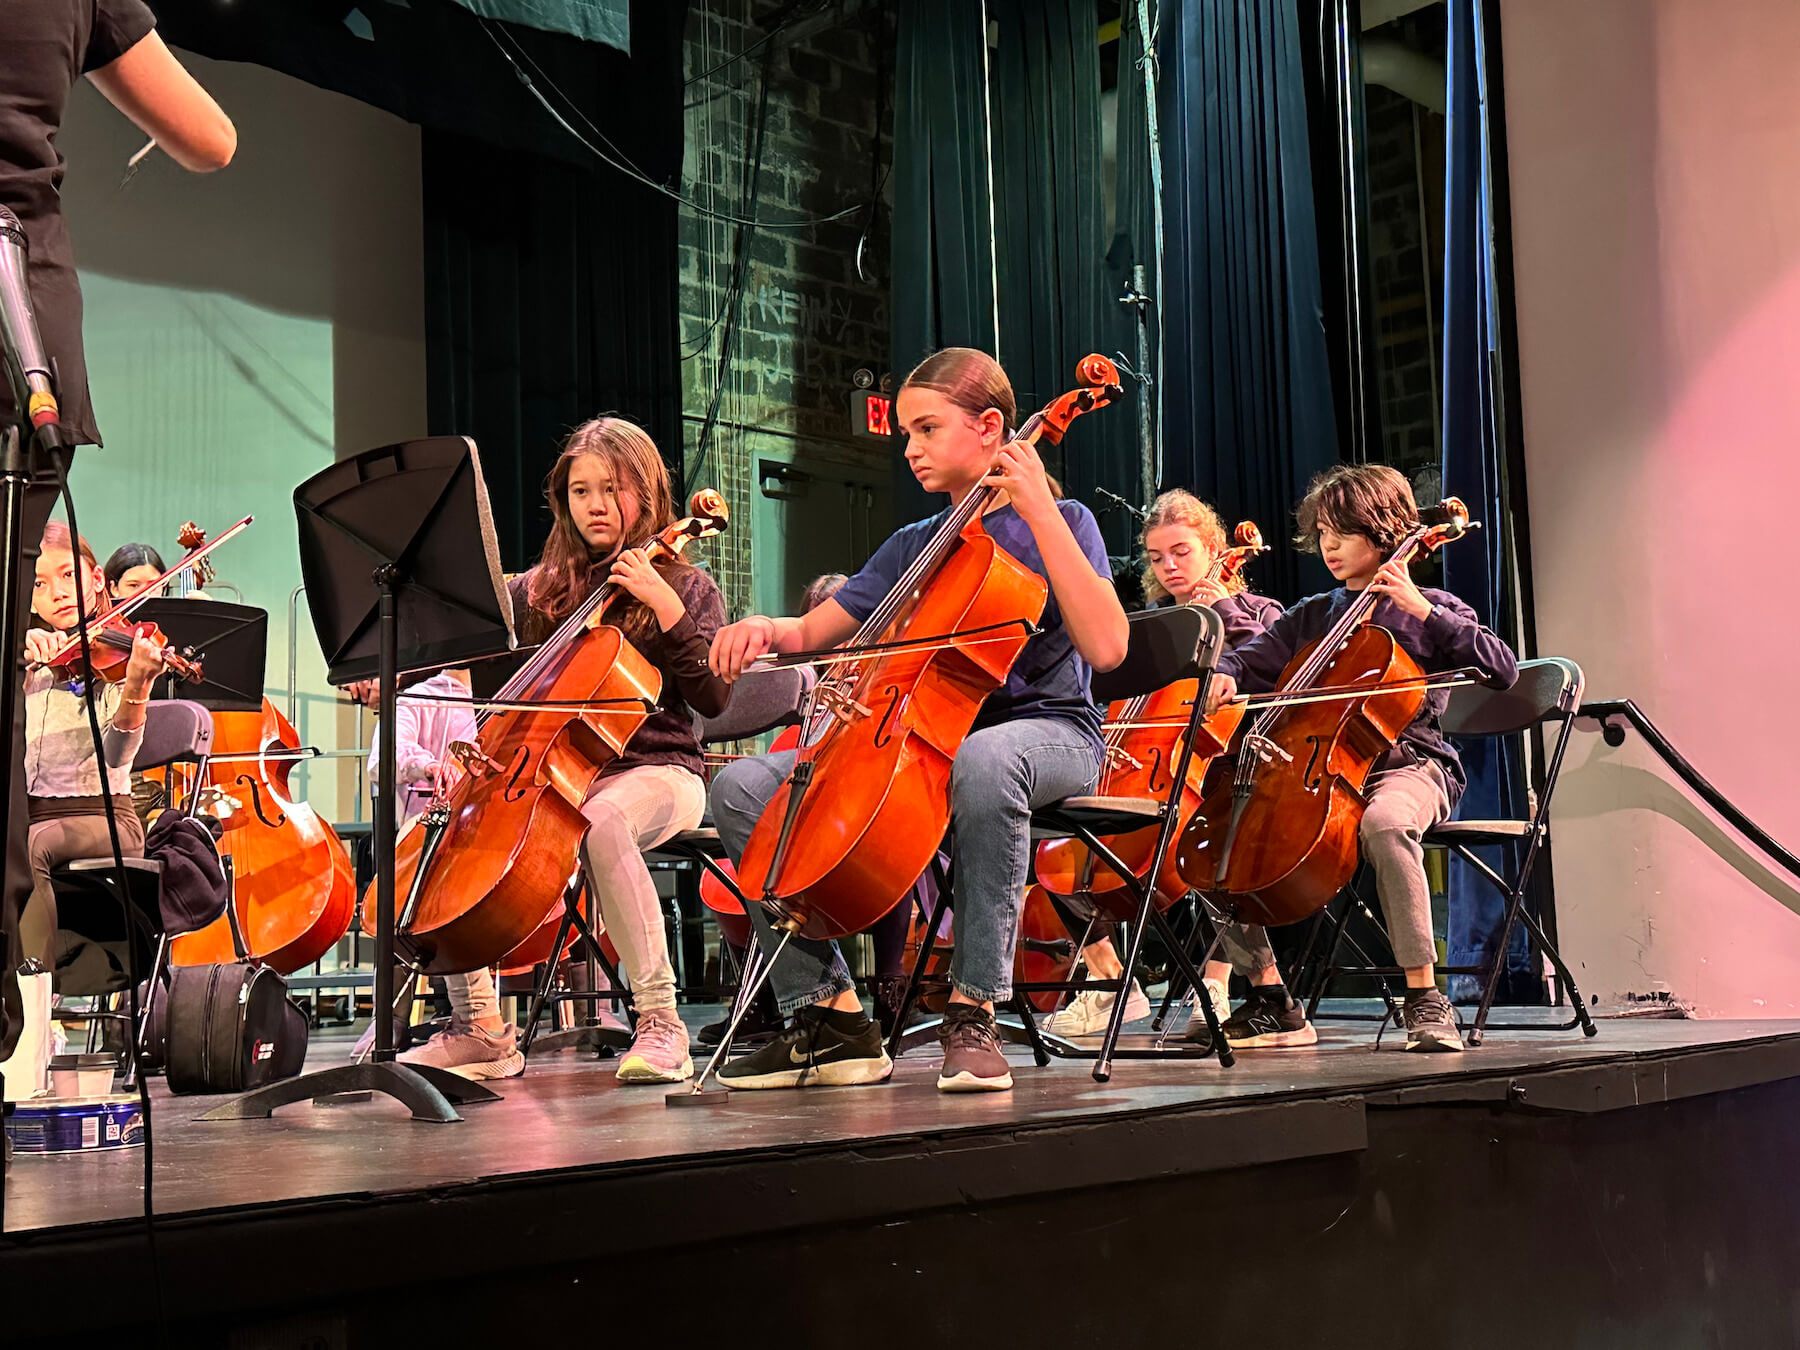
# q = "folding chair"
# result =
<box><xmin>51</xmin><ymin>700</ymin><xmax>219</xmax><ymax>1078</ymax></box>
<box><xmin>519</xmin><ymin>665</ymin><xmax>810</xmax><ymax>1057</ymax></box>
<box><xmin>889</xmin><ymin>604</ymin><xmax>1234</xmax><ymax>1081</ymax></box>
<box><xmin>1293</xmin><ymin>657</ymin><xmax>1599</xmax><ymax>1046</ymax></box>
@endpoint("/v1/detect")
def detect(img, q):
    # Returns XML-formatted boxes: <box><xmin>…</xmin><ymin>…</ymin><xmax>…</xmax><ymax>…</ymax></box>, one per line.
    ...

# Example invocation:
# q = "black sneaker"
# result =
<box><xmin>936</xmin><ymin>1004</ymin><xmax>1013</xmax><ymax>1092</ymax></box>
<box><xmin>1221</xmin><ymin>985</ymin><xmax>1318</xmax><ymax>1049</ymax></box>
<box><xmin>1402</xmin><ymin>987</ymin><xmax>1464</xmax><ymax>1053</ymax></box>
<box><xmin>696</xmin><ymin>988</ymin><xmax>782</xmax><ymax>1048</ymax></box>
<box><xmin>717</xmin><ymin>1006</ymin><xmax>894</xmax><ymax>1089</ymax></box>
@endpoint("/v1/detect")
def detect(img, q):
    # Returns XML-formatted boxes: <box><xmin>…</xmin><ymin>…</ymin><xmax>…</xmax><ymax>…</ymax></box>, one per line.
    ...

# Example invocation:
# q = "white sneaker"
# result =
<box><xmin>1038</xmin><ymin>981</ymin><xmax>1152</xmax><ymax>1036</ymax></box>
<box><xmin>1182</xmin><ymin>979</ymin><xmax>1232</xmax><ymax>1041</ymax></box>
<box><xmin>398</xmin><ymin>1021</ymin><xmax>525</xmax><ymax>1080</ymax></box>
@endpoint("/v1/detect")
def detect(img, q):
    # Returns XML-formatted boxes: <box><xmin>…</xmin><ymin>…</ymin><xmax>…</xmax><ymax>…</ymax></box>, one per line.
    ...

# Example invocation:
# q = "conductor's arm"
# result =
<box><xmin>88</xmin><ymin>33</ymin><xmax>236</xmax><ymax>173</ymax></box>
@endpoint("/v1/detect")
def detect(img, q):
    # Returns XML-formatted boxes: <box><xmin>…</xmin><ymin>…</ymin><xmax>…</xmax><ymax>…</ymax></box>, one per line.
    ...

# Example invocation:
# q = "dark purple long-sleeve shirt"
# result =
<box><xmin>1215</xmin><ymin>586</ymin><xmax>1519</xmax><ymax>804</ymax></box>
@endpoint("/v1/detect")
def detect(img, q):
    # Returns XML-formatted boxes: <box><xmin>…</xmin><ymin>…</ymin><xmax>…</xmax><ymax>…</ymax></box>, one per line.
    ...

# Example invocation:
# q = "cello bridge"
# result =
<box><xmin>810</xmin><ymin>682</ymin><xmax>872</xmax><ymax>724</ymax></box>
<box><xmin>1105</xmin><ymin>744</ymin><xmax>1143</xmax><ymax>772</ymax></box>
<box><xmin>448</xmin><ymin>741</ymin><xmax>505</xmax><ymax>777</ymax></box>
<box><xmin>1244</xmin><ymin>733</ymin><xmax>1292</xmax><ymax>766</ymax></box>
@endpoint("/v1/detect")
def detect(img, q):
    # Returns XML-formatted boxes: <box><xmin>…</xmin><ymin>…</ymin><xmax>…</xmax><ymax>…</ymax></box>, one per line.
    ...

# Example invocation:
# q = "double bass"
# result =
<box><xmin>1175</xmin><ymin>500</ymin><xmax>1476</xmax><ymax>927</ymax></box>
<box><xmin>1033</xmin><ymin>521</ymin><xmax>1269</xmax><ymax>918</ymax></box>
<box><xmin>736</xmin><ymin>356</ymin><xmax>1123</xmax><ymax>941</ymax></box>
<box><xmin>374</xmin><ymin>492</ymin><xmax>729</xmax><ymax>975</ymax></box>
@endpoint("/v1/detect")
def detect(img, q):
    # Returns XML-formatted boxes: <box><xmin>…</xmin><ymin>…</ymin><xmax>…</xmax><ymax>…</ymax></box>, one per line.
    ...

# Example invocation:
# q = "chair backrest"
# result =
<box><xmin>1089</xmin><ymin>605</ymin><xmax>1224</xmax><ymax>705</ymax></box>
<box><xmin>135</xmin><ymin>699</ymin><xmax>215</xmax><ymax>771</ymax></box>
<box><xmin>694</xmin><ymin>665</ymin><xmax>808</xmax><ymax>745</ymax></box>
<box><xmin>1438</xmin><ymin>657</ymin><xmax>1584</xmax><ymax>739</ymax></box>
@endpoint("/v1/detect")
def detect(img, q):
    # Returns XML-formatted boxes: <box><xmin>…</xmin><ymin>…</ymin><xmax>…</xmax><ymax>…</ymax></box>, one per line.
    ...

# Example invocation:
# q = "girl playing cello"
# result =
<box><xmin>395</xmin><ymin>417</ymin><xmax>728</xmax><ymax>1083</ymax></box>
<box><xmin>708</xmin><ymin>347</ymin><xmax>1129</xmax><ymax>1093</ymax></box>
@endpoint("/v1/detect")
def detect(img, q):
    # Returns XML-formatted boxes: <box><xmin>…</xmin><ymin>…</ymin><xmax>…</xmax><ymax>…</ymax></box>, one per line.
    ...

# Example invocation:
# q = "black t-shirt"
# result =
<box><xmin>0</xmin><ymin>0</ymin><xmax>157</xmax><ymax>446</ymax></box>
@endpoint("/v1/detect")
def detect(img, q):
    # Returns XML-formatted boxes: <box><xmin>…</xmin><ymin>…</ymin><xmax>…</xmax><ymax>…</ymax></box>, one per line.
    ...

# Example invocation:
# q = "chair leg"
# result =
<box><xmin>1471</xmin><ymin>902</ymin><xmax>1596</xmax><ymax>1044</ymax></box>
<box><xmin>1149</xmin><ymin>904</ymin><xmax>1231</xmax><ymax>1067</ymax></box>
<box><xmin>885</xmin><ymin>857</ymin><xmax>954</xmax><ymax>1062</ymax></box>
<box><xmin>518</xmin><ymin>886</ymin><xmax>579</xmax><ymax>1057</ymax></box>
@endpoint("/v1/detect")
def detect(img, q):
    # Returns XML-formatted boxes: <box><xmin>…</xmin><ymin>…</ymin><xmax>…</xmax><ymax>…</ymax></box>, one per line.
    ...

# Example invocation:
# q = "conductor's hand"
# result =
<box><xmin>1205</xmin><ymin>673</ymin><xmax>1239</xmax><ymax>716</ymax></box>
<box><xmin>710</xmin><ymin>616</ymin><xmax>777</xmax><ymax>684</ymax></box>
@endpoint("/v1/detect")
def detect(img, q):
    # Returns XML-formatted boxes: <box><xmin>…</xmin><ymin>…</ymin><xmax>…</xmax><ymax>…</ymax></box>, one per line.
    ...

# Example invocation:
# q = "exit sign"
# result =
<box><xmin>851</xmin><ymin>390</ymin><xmax>894</xmax><ymax>440</ymax></box>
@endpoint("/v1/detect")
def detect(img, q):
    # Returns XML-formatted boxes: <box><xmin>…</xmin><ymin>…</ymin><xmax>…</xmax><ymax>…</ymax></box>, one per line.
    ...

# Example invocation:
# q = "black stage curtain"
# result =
<box><xmin>422</xmin><ymin>0</ymin><xmax>687</xmax><ymax>569</ymax></box>
<box><xmin>1119</xmin><ymin>0</ymin><xmax>1341</xmax><ymax>604</ymax></box>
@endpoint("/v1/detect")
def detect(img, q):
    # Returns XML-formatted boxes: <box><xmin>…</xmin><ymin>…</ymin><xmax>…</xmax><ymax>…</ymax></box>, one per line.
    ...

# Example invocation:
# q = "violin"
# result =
<box><xmin>1175</xmin><ymin>500</ymin><xmax>1476</xmax><ymax>927</ymax></box>
<box><xmin>374</xmin><ymin>491</ymin><xmax>730</xmax><ymax>975</ymax></box>
<box><xmin>1034</xmin><ymin>521</ymin><xmax>1268</xmax><ymax>916</ymax></box>
<box><xmin>169</xmin><ymin>699</ymin><xmax>358</xmax><ymax>973</ymax></box>
<box><xmin>736</xmin><ymin>356</ymin><xmax>1122</xmax><ymax>941</ymax></box>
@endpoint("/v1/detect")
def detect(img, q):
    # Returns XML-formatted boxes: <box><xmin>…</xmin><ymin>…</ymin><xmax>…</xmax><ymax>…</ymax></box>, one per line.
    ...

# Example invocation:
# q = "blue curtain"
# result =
<box><xmin>1154</xmin><ymin>0</ymin><xmax>1339</xmax><ymax>605</ymax></box>
<box><xmin>1439</xmin><ymin>0</ymin><xmax>1536</xmax><ymax>1002</ymax></box>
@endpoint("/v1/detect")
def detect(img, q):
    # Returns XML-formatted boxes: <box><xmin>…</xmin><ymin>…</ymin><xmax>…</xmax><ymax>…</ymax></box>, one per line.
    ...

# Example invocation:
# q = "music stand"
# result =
<box><xmin>131</xmin><ymin>598</ymin><xmax>268</xmax><ymax>713</ymax></box>
<box><xmin>203</xmin><ymin>436</ymin><xmax>515</xmax><ymax>1124</ymax></box>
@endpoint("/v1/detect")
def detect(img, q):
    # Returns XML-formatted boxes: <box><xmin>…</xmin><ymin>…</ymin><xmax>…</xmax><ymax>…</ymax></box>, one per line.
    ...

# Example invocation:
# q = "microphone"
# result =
<box><xmin>0</xmin><ymin>205</ymin><xmax>67</xmax><ymax>446</ymax></box>
<box><xmin>1094</xmin><ymin>486</ymin><xmax>1147</xmax><ymax>522</ymax></box>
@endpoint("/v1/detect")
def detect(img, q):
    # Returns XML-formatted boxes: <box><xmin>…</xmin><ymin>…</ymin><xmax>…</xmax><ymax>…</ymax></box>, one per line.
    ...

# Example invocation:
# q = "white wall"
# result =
<box><xmin>54</xmin><ymin>49</ymin><xmax>427</xmax><ymax>820</ymax></box>
<box><xmin>1503</xmin><ymin>0</ymin><xmax>1800</xmax><ymax>1014</ymax></box>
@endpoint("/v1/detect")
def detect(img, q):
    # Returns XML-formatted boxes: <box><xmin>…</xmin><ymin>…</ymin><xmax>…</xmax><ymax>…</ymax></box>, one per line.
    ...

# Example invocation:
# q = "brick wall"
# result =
<box><xmin>679</xmin><ymin>1</ymin><xmax>895</xmax><ymax>618</ymax></box>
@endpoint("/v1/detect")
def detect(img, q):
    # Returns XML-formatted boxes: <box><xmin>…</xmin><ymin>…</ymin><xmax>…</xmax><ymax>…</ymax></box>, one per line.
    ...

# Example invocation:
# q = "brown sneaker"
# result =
<box><xmin>937</xmin><ymin>1003</ymin><xmax>1013</xmax><ymax>1092</ymax></box>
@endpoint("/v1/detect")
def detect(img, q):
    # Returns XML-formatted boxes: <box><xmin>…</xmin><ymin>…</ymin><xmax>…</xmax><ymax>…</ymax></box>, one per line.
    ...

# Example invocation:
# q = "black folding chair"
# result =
<box><xmin>519</xmin><ymin>665</ymin><xmax>810</xmax><ymax>1056</ymax></box>
<box><xmin>51</xmin><ymin>700</ymin><xmax>219</xmax><ymax>1077</ymax></box>
<box><xmin>889</xmin><ymin>604</ymin><xmax>1234</xmax><ymax>1081</ymax></box>
<box><xmin>1293</xmin><ymin>657</ymin><xmax>1599</xmax><ymax>1046</ymax></box>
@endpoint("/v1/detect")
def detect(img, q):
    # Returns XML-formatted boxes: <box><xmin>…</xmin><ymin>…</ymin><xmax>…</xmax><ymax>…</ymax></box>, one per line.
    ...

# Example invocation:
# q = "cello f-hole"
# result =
<box><xmin>233</xmin><ymin>772</ymin><xmax>288</xmax><ymax>828</ymax></box>
<box><xmin>872</xmin><ymin>685</ymin><xmax>905</xmax><ymax>749</ymax></box>
<box><xmin>502</xmin><ymin>746</ymin><xmax>533</xmax><ymax>804</ymax></box>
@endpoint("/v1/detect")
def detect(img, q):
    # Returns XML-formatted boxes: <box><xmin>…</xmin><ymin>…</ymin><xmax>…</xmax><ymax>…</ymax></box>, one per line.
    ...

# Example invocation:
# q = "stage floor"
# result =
<box><xmin>8</xmin><ymin>1005</ymin><xmax>1800</xmax><ymax>1237</ymax></box>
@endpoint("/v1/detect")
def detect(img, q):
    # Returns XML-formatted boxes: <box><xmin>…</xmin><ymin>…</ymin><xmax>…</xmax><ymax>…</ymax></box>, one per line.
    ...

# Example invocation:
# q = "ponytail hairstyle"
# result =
<box><xmin>899</xmin><ymin>347</ymin><xmax>1018</xmax><ymax>433</ymax></box>
<box><xmin>1139</xmin><ymin>489</ymin><xmax>1239</xmax><ymax>603</ymax></box>
<box><xmin>527</xmin><ymin>417</ymin><xmax>687</xmax><ymax>648</ymax></box>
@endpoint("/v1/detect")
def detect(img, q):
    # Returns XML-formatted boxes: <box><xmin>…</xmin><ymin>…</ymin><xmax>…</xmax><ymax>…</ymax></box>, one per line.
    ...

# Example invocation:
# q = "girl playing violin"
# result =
<box><xmin>709</xmin><ymin>347</ymin><xmax>1129</xmax><ymax>1092</ymax></box>
<box><xmin>1036</xmin><ymin>489</ymin><xmax>1313</xmax><ymax>1048</ymax></box>
<box><xmin>1204</xmin><ymin>464</ymin><xmax>1517</xmax><ymax>1052</ymax></box>
<box><xmin>8</xmin><ymin>524</ymin><xmax>166</xmax><ymax>1077</ymax></box>
<box><xmin>396</xmin><ymin>417</ymin><xmax>728</xmax><ymax>1084</ymax></box>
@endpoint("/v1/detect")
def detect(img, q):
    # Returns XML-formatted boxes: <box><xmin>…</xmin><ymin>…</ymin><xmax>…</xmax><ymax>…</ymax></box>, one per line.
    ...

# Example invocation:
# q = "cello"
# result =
<box><xmin>736</xmin><ymin>355</ymin><xmax>1123</xmax><ymax>941</ymax></box>
<box><xmin>1033</xmin><ymin>521</ymin><xmax>1269</xmax><ymax>918</ymax></box>
<box><xmin>373</xmin><ymin>491</ymin><xmax>729</xmax><ymax>975</ymax></box>
<box><xmin>169</xmin><ymin>699</ymin><xmax>359</xmax><ymax>973</ymax></box>
<box><xmin>1175</xmin><ymin>500</ymin><xmax>1476</xmax><ymax>927</ymax></box>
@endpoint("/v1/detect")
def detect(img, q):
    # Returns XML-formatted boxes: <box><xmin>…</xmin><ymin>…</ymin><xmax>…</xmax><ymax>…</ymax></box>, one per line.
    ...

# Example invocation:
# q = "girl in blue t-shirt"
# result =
<box><xmin>708</xmin><ymin>347</ymin><xmax>1130</xmax><ymax>1093</ymax></box>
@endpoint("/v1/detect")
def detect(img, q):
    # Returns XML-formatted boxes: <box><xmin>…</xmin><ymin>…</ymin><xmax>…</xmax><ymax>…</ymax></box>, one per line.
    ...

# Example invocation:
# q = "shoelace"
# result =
<box><xmin>945</xmin><ymin>1007</ymin><xmax>1001</xmax><ymax>1052</ymax></box>
<box><xmin>1406</xmin><ymin>991</ymin><xmax>1452</xmax><ymax>1024</ymax></box>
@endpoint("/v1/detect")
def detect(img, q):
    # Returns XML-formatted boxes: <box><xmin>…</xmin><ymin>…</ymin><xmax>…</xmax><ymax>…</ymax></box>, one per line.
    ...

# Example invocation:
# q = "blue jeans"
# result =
<box><xmin>710</xmin><ymin>718</ymin><xmax>1101</xmax><ymax>1012</ymax></box>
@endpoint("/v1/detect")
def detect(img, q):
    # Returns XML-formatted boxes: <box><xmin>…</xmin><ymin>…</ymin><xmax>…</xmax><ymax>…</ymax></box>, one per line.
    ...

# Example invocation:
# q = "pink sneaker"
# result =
<box><xmin>616</xmin><ymin>1008</ymin><xmax>693</xmax><ymax>1084</ymax></box>
<box><xmin>398</xmin><ymin>1021</ymin><xmax>524</xmax><ymax>1080</ymax></box>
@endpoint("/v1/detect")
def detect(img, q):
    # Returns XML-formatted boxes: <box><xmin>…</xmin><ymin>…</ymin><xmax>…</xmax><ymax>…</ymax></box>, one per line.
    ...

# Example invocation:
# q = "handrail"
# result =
<box><xmin>1580</xmin><ymin>699</ymin><xmax>1800</xmax><ymax>885</ymax></box>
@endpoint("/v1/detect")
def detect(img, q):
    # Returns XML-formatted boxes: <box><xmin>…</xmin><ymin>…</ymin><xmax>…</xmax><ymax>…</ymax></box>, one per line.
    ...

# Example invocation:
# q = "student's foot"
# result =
<box><xmin>616</xmin><ymin>1008</ymin><xmax>694</xmax><ymax>1083</ymax></box>
<box><xmin>1038</xmin><ymin>981</ymin><xmax>1152</xmax><ymax>1036</ymax></box>
<box><xmin>1220</xmin><ymin>984</ymin><xmax>1318</xmax><ymax>1049</ymax></box>
<box><xmin>696</xmin><ymin>994</ymin><xmax>781</xmax><ymax>1048</ymax></box>
<box><xmin>937</xmin><ymin>1004</ymin><xmax>1013</xmax><ymax>1092</ymax></box>
<box><xmin>1401</xmin><ymin>987</ymin><xmax>1464</xmax><ymax>1053</ymax></box>
<box><xmin>718</xmin><ymin>1006</ymin><xmax>893</xmax><ymax>1089</ymax></box>
<box><xmin>1181</xmin><ymin>979</ymin><xmax>1233</xmax><ymax>1049</ymax></box>
<box><xmin>398</xmin><ymin>1021</ymin><xmax>524</xmax><ymax>1080</ymax></box>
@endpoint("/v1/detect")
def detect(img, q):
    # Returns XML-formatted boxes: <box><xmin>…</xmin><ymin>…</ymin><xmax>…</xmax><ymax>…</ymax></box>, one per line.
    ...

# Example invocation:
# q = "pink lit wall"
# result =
<box><xmin>1502</xmin><ymin>0</ymin><xmax>1800</xmax><ymax>1014</ymax></box>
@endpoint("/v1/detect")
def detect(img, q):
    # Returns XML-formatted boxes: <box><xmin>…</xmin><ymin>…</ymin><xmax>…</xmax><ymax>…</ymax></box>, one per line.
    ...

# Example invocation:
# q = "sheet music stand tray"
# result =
<box><xmin>131</xmin><ymin>598</ymin><xmax>268</xmax><ymax>713</ymax></box>
<box><xmin>204</xmin><ymin>435</ymin><xmax>516</xmax><ymax>1124</ymax></box>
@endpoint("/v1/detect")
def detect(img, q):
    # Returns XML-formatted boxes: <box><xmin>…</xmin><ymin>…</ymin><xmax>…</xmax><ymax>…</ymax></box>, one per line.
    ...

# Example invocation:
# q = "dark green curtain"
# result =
<box><xmin>890</xmin><ymin>0</ymin><xmax>1000</xmax><ymax>524</ymax></box>
<box><xmin>446</xmin><ymin>0</ymin><xmax>629</xmax><ymax>50</ymax></box>
<box><xmin>423</xmin><ymin>0</ymin><xmax>687</xmax><ymax>569</ymax></box>
<box><xmin>1151</xmin><ymin>0</ymin><xmax>1340</xmax><ymax>604</ymax></box>
<box><xmin>988</xmin><ymin>0</ymin><xmax>1139</xmax><ymax>556</ymax></box>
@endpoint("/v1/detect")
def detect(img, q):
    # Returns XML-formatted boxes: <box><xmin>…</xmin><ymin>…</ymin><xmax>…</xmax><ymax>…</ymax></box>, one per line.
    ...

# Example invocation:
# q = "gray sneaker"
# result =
<box><xmin>937</xmin><ymin>1004</ymin><xmax>1013</xmax><ymax>1092</ymax></box>
<box><xmin>398</xmin><ymin>1021</ymin><xmax>525</xmax><ymax>1079</ymax></box>
<box><xmin>1402</xmin><ymin>988</ymin><xmax>1463</xmax><ymax>1053</ymax></box>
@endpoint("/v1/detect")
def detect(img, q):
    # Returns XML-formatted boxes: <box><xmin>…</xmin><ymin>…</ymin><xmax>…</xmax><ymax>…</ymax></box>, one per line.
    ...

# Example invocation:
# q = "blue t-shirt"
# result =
<box><xmin>831</xmin><ymin>499</ymin><xmax>1110</xmax><ymax>749</ymax></box>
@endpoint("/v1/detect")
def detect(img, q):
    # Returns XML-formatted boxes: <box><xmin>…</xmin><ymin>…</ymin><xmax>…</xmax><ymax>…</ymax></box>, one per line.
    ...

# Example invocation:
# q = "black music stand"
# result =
<box><xmin>131</xmin><ymin>598</ymin><xmax>267</xmax><ymax>713</ymax></box>
<box><xmin>203</xmin><ymin>436</ymin><xmax>516</xmax><ymax>1124</ymax></box>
